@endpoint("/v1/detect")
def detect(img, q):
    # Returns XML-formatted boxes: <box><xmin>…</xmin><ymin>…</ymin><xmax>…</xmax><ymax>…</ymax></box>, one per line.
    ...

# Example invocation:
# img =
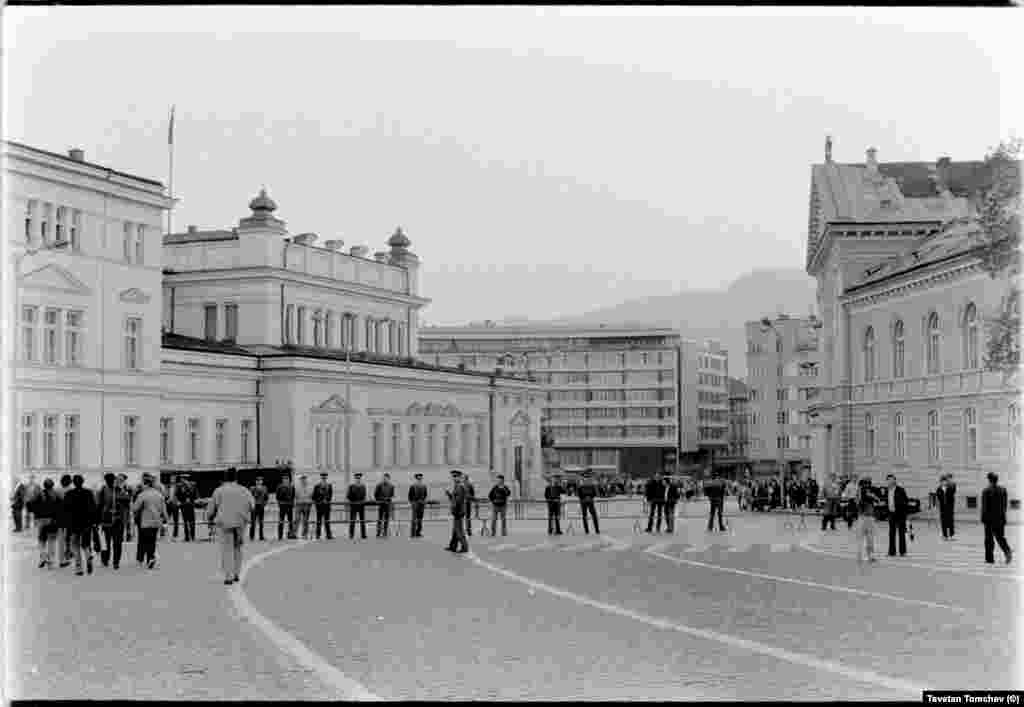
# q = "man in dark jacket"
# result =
<box><xmin>645</xmin><ymin>472</ymin><xmax>666</xmax><ymax>533</ymax></box>
<box><xmin>704</xmin><ymin>471</ymin><xmax>727</xmax><ymax>532</ymax></box>
<box><xmin>56</xmin><ymin>474</ymin><xmax>73</xmax><ymax>567</ymax></box>
<box><xmin>30</xmin><ymin>478</ymin><xmax>61</xmax><ymax>568</ymax></box>
<box><xmin>408</xmin><ymin>472</ymin><xmax>428</xmax><ymax>538</ymax></box>
<box><xmin>166</xmin><ymin>475</ymin><xmax>181</xmax><ymax>540</ymax></box>
<box><xmin>488</xmin><ymin>475</ymin><xmax>512</xmax><ymax>537</ymax></box>
<box><xmin>347</xmin><ymin>472</ymin><xmax>368</xmax><ymax>540</ymax></box>
<box><xmin>249</xmin><ymin>476</ymin><xmax>269</xmax><ymax>541</ymax></box>
<box><xmin>665</xmin><ymin>478</ymin><xmax>681</xmax><ymax>533</ymax></box>
<box><xmin>176</xmin><ymin>475</ymin><xmax>198</xmax><ymax>542</ymax></box>
<box><xmin>446</xmin><ymin>470</ymin><xmax>469</xmax><ymax>553</ymax></box>
<box><xmin>66</xmin><ymin>474</ymin><xmax>97</xmax><ymax>576</ymax></box>
<box><xmin>374</xmin><ymin>473</ymin><xmax>395</xmax><ymax>538</ymax></box>
<box><xmin>97</xmin><ymin>473</ymin><xmax>128</xmax><ymax>569</ymax></box>
<box><xmin>577</xmin><ymin>472</ymin><xmax>600</xmax><ymax>535</ymax></box>
<box><xmin>936</xmin><ymin>473</ymin><xmax>957</xmax><ymax>540</ymax></box>
<box><xmin>981</xmin><ymin>472</ymin><xmax>1012</xmax><ymax>565</ymax></box>
<box><xmin>10</xmin><ymin>478</ymin><xmax>26</xmax><ymax>533</ymax></box>
<box><xmin>544</xmin><ymin>477</ymin><xmax>563</xmax><ymax>536</ymax></box>
<box><xmin>884</xmin><ymin>473</ymin><xmax>909</xmax><ymax>557</ymax></box>
<box><xmin>275</xmin><ymin>477</ymin><xmax>296</xmax><ymax>540</ymax></box>
<box><xmin>312</xmin><ymin>473</ymin><xmax>334</xmax><ymax>540</ymax></box>
<box><xmin>463</xmin><ymin>475</ymin><xmax>476</xmax><ymax>537</ymax></box>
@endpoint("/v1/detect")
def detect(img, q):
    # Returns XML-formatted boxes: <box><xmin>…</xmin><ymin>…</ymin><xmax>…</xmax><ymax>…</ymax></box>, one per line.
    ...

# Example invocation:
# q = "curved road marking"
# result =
<box><xmin>466</xmin><ymin>551</ymin><xmax>926</xmax><ymax>696</ymax></box>
<box><xmin>799</xmin><ymin>540</ymin><xmax>1024</xmax><ymax>583</ymax></box>
<box><xmin>232</xmin><ymin>541</ymin><xmax>380</xmax><ymax>701</ymax></box>
<box><xmin>644</xmin><ymin>547</ymin><xmax>966</xmax><ymax>613</ymax></box>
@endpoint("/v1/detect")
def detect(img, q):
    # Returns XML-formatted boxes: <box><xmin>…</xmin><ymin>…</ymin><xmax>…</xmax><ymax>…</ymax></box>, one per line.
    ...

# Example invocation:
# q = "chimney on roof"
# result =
<box><xmin>68</xmin><ymin>148</ymin><xmax>85</xmax><ymax>162</ymax></box>
<box><xmin>187</xmin><ymin>225</ymin><xmax>198</xmax><ymax>234</ymax></box>
<box><xmin>323</xmin><ymin>239</ymin><xmax>344</xmax><ymax>251</ymax></box>
<box><xmin>866</xmin><ymin>147</ymin><xmax>878</xmax><ymax>172</ymax></box>
<box><xmin>350</xmin><ymin>245</ymin><xmax>370</xmax><ymax>258</ymax></box>
<box><xmin>293</xmin><ymin>233</ymin><xmax>318</xmax><ymax>246</ymax></box>
<box><xmin>373</xmin><ymin>251</ymin><xmax>389</xmax><ymax>263</ymax></box>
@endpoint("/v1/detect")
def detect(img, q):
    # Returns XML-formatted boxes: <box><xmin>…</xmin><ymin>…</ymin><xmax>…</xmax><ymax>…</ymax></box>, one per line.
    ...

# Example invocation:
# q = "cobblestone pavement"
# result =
<box><xmin>6</xmin><ymin>532</ymin><xmax>340</xmax><ymax>700</ymax></box>
<box><xmin>8</xmin><ymin>509</ymin><xmax>1021</xmax><ymax>700</ymax></box>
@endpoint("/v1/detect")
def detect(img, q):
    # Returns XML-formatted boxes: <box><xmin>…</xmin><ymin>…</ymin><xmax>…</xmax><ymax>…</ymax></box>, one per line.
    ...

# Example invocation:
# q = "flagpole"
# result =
<box><xmin>167</xmin><ymin>105</ymin><xmax>175</xmax><ymax>235</ymax></box>
<box><xmin>345</xmin><ymin>347</ymin><xmax>352</xmax><ymax>489</ymax></box>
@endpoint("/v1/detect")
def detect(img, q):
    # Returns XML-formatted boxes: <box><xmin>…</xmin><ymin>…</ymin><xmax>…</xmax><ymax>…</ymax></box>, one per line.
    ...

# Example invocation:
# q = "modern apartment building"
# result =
<box><xmin>721</xmin><ymin>377</ymin><xmax>751</xmax><ymax>476</ymax></box>
<box><xmin>418</xmin><ymin>324</ymin><xmax>682</xmax><ymax>479</ymax></box>
<box><xmin>744</xmin><ymin>314</ymin><xmax>822</xmax><ymax>477</ymax></box>
<box><xmin>678</xmin><ymin>339</ymin><xmax>730</xmax><ymax>471</ymax></box>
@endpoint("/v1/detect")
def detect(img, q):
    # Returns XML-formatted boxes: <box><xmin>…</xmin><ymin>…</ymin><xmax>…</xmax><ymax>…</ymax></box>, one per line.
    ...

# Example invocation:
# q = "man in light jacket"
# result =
<box><xmin>131</xmin><ymin>473</ymin><xmax>168</xmax><ymax>570</ymax></box>
<box><xmin>207</xmin><ymin>467</ymin><xmax>255</xmax><ymax>585</ymax></box>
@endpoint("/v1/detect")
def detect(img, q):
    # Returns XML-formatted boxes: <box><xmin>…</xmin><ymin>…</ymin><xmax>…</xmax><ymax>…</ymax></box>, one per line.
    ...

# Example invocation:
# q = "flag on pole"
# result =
<box><xmin>168</xmin><ymin>105</ymin><xmax>176</xmax><ymax>146</ymax></box>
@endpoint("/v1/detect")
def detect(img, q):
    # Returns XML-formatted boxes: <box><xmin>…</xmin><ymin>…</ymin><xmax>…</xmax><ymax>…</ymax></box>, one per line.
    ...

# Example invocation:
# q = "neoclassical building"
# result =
<box><xmin>805</xmin><ymin>142</ymin><xmax>1019</xmax><ymax>507</ymax></box>
<box><xmin>7</xmin><ymin>141</ymin><xmax>544</xmax><ymax>498</ymax></box>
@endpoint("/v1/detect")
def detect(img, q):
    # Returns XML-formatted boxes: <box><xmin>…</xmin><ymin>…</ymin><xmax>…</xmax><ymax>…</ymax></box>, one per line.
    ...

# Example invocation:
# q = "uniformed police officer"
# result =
<box><xmin>462</xmin><ymin>475</ymin><xmax>476</xmax><ymax>537</ymax></box>
<box><xmin>374</xmin><ymin>473</ymin><xmax>395</xmax><ymax>538</ymax></box>
<box><xmin>249</xmin><ymin>476</ymin><xmax>269</xmax><ymax>541</ymax></box>
<box><xmin>312</xmin><ymin>472</ymin><xmax>334</xmax><ymax>540</ymax></box>
<box><xmin>488</xmin><ymin>475</ymin><xmax>511</xmax><ymax>537</ymax></box>
<box><xmin>544</xmin><ymin>476</ymin><xmax>563</xmax><ymax>536</ymax></box>
<box><xmin>408</xmin><ymin>472</ymin><xmax>428</xmax><ymax>538</ymax></box>
<box><xmin>347</xmin><ymin>472</ymin><xmax>368</xmax><ymax>540</ymax></box>
<box><xmin>446</xmin><ymin>470</ymin><xmax>469</xmax><ymax>553</ymax></box>
<box><xmin>577</xmin><ymin>471</ymin><xmax>600</xmax><ymax>535</ymax></box>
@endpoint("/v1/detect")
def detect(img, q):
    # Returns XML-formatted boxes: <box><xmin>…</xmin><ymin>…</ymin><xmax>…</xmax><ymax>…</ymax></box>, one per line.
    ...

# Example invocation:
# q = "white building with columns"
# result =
<box><xmin>805</xmin><ymin>142</ymin><xmax>1019</xmax><ymax>508</ymax></box>
<box><xmin>6</xmin><ymin>141</ymin><xmax>544</xmax><ymax>499</ymax></box>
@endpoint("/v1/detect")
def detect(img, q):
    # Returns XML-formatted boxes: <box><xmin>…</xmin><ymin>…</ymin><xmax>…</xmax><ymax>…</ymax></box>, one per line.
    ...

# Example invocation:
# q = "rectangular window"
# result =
<box><xmin>391</xmin><ymin>423</ymin><xmax>401</xmax><ymax>466</ymax></box>
<box><xmin>476</xmin><ymin>423</ymin><xmax>486</xmax><ymax>465</ymax></box>
<box><xmin>70</xmin><ymin>210</ymin><xmax>81</xmax><ymax>251</ymax></box>
<box><xmin>224</xmin><ymin>304</ymin><xmax>238</xmax><ymax>342</ymax></box>
<box><xmin>64</xmin><ymin>415</ymin><xmax>79</xmax><ymax>468</ymax></box>
<box><xmin>928</xmin><ymin>410</ymin><xmax>941</xmax><ymax>463</ymax></box>
<box><xmin>409</xmin><ymin>424</ymin><xmax>418</xmax><ymax>465</ymax></box>
<box><xmin>41</xmin><ymin>203</ymin><xmax>51</xmax><ymax>243</ymax></box>
<box><xmin>315</xmin><ymin>426</ymin><xmax>324</xmax><ymax>469</ymax></box>
<box><xmin>461</xmin><ymin>423</ymin><xmax>471</xmax><ymax>464</ymax></box>
<box><xmin>43</xmin><ymin>308</ymin><xmax>60</xmax><ymax>364</ymax></box>
<box><xmin>215</xmin><ymin>418</ymin><xmax>227</xmax><ymax>462</ymax></box>
<box><xmin>21</xmin><ymin>306</ymin><xmax>37</xmax><ymax>362</ymax></box>
<box><xmin>135</xmin><ymin>224</ymin><xmax>145</xmax><ymax>265</ymax></box>
<box><xmin>160</xmin><ymin>417</ymin><xmax>173</xmax><ymax>464</ymax></box>
<box><xmin>442</xmin><ymin>424</ymin><xmax>452</xmax><ymax>465</ymax></box>
<box><xmin>297</xmin><ymin>306</ymin><xmax>307</xmax><ymax>345</ymax></box>
<box><xmin>204</xmin><ymin>305</ymin><xmax>218</xmax><ymax>341</ymax></box>
<box><xmin>188</xmin><ymin>418</ymin><xmax>201</xmax><ymax>464</ymax></box>
<box><xmin>43</xmin><ymin>414</ymin><xmax>58</xmax><ymax>467</ymax></box>
<box><xmin>313</xmin><ymin>311</ymin><xmax>323</xmax><ymax>347</ymax></box>
<box><xmin>894</xmin><ymin>413</ymin><xmax>906</xmax><ymax>460</ymax></box>
<box><xmin>965</xmin><ymin>408</ymin><xmax>977</xmax><ymax>463</ymax></box>
<box><xmin>21</xmin><ymin>414</ymin><xmax>34</xmax><ymax>468</ymax></box>
<box><xmin>123</xmin><ymin>222</ymin><xmax>132</xmax><ymax>261</ymax></box>
<box><xmin>123</xmin><ymin>416</ymin><xmax>140</xmax><ymax>467</ymax></box>
<box><xmin>124</xmin><ymin>318</ymin><xmax>141</xmax><ymax>368</ymax></box>
<box><xmin>25</xmin><ymin>200</ymin><xmax>35</xmax><ymax>243</ymax></box>
<box><xmin>371</xmin><ymin>422</ymin><xmax>382</xmax><ymax>467</ymax></box>
<box><xmin>55</xmin><ymin>206</ymin><xmax>66</xmax><ymax>244</ymax></box>
<box><xmin>64</xmin><ymin>310</ymin><xmax>83</xmax><ymax>366</ymax></box>
<box><xmin>240</xmin><ymin>420</ymin><xmax>252</xmax><ymax>463</ymax></box>
<box><xmin>427</xmin><ymin>424</ymin><xmax>436</xmax><ymax>465</ymax></box>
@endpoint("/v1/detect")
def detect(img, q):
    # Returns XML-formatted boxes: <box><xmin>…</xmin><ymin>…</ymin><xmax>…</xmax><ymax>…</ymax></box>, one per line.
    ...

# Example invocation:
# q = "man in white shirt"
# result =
<box><xmin>207</xmin><ymin>467</ymin><xmax>255</xmax><ymax>585</ymax></box>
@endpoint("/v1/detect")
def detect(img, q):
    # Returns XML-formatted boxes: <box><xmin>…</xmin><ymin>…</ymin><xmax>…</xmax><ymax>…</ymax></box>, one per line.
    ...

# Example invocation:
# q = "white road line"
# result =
<box><xmin>600</xmin><ymin>535</ymin><xmax>631</xmax><ymax>551</ymax></box>
<box><xmin>770</xmin><ymin>543</ymin><xmax>799</xmax><ymax>553</ymax></box>
<box><xmin>466</xmin><ymin>552</ymin><xmax>927</xmax><ymax>696</ymax></box>
<box><xmin>683</xmin><ymin>545</ymin><xmax>707</xmax><ymax>553</ymax></box>
<box><xmin>647</xmin><ymin>541</ymin><xmax>675</xmax><ymax>554</ymax></box>
<box><xmin>233</xmin><ymin>541</ymin><xmax>380</xmax><ymax>701</ymax></box>
<box><xmin>644</xmin><ymin>548</ymin><xmax>966</xmax><ymax>613</ymax></box>
<box><xmin>517</xmin><ymin>542</ymin><xmax>554</xmax><ymax>552</ymax></box>
<box><xmin>560</xmin><ymin>541</ymin><xmax>603</xmax><ymax>552</ymax></box>
<box><xmin>800</xmin><ymin>541</ymin><xmax>1024</xmax><ymax>582</ymax></box>
<box><xmin>489</xmin><ymin>543</ymin><xmax>518</xmax><ymax>552</ymax></box>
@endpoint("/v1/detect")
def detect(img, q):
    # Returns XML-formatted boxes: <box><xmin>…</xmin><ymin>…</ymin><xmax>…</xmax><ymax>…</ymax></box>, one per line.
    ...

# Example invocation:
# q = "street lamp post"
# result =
<box><xmin>760</xmin><ymin>317</ymin><xmax>786</xmax><ymax>496</ymax></box>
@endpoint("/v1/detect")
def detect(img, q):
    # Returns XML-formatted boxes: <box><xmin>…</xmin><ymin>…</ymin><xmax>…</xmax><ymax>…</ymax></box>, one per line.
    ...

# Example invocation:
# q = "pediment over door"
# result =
<box><xmin>509</xmin><ymin>410</ymin><xmax>531</xmax><ymax>427</ymax></box>
<box><xmin>313</xmin><ymin>394</ymin><xmax>355</xmax><ymax>414</ymax></box>
<box><xmin>19</xmin><ymin>264</ymin><xmax>92</xmax><ymax>295</ymax></box>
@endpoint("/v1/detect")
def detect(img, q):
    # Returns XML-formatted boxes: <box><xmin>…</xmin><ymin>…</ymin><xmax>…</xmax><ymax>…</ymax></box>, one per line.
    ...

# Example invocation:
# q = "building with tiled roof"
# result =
<box><xmin>803</xmin><ymin>139</ymin><xmax>1019</xmax><ymax>507</ymax></box>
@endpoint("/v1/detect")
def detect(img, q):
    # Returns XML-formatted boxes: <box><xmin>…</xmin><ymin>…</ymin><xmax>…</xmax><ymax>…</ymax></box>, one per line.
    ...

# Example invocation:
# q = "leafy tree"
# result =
<box><xmin>977</xmin><ymin>138</ymin><xmax>1022</xmax><ymax>376</ymax></box>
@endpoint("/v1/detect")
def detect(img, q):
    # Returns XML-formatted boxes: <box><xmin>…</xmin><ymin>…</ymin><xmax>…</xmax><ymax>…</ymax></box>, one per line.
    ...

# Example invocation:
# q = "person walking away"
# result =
<box><xmin>23</xmin><ymin>474</ymin><xmax>41</xmax><ymax>531</ymax></box>
<box><xmin>854</xmin><ymin>477</ymin><xmax>880</xmax><ymax>564</ymax></box>
<box><xmin>981</xmin><ymin>472</ymin><xmax>1013</xmax><ymax>565</ymax></box>
<box><xmin>30</xmin><ymin>479</ymin><xmax>60</xmax><ymax>568</ymax></box>
<box><xmin>64</xmin><ymin>474</ymin><xmax>98</xmax><ymax>576</ymax></box>
<box><xmin>120</xmin><ymin>474</ymin><xmax>134</xmax><ymax>543</ymax></box>
<box><xmin>821</xmin><ymin>474</ymin><xmax>839</xmax><ymax>532</ymax></box>
<box><xmin>97</xmin><ymin>473</ymin><xmax>124</xmax><ymax>569</ymax></box>
<box><xmin>936</xmin><ymin>474</ymin><xmax>956</xmax><ymax>540</ymax></box>
<box><xmin>665</xmin><ymin>478</ymin><xmax>681</xmax><ymax>533</ymax></box>
<box><xmin>54</xmin><ymin>474</ymin><xmax>73</xmax><ymax>567</ymax></box>
<box><xmin>249</xmin><ymin>476</ymin><xmax>269</xmax><ymax>541</ymax></box>
<box><xmin>446</xmin><ymin>470</ymin><xmax>469</xmax><ymax>553</ymax></box>
<box><xmin>807</xmin><ymin>477</ymin><xmax>819</xmax><ymax>510</ymax></box>
<box><xmin>884</xmin><ymin>473</ymin><xmax>909</xmax><ymax>557</ymax></box>
<box><xmin>408</xmin><ymin>472</ymin><xmax>428</xmax><ymax>538</ymax></box>
<box><xmin>463</xmin><ymin>475</ymin><xmax>476</xmax><ymax>537</ymax></box>
<box><xmin>176</xmin><ymin>475</ymin><xmax>197</xmax><ymax>542</ymax></box>
<box><xmin>207</xmin><ymin>467</ymin><xmax>255</xmax><ymax>585</ymax></box>
<box><xmin>347</xmin><ymin>472</ymin><xmax>368</xmax><ymax>540</ymax></box>
<box><xmin>841</xmin><ymin>476</ymin><xmax>859</xmax><ymax>529</ymax></box>
<box><xmin>275</xmin><ymin>476</ymin><xmax>296</xmax><ymax>540</ymax></box>
<box><xmin>704</xmin><ymin>471</ymin><xmax>727</xmax><ymax>532</ymax></box>
<box><xmin>132</xmin><ymin>473</ymin><xmax>168</xmax><ymax>569</ymax></box>
<box><xmin>577</xmin><ymin>471</ymin><xmax>601</xmax><ymax>535</ymax></box>
<box><xmin>374</xmin><ymin>473</ymin><xmax>395</xmax><ymax>538</ymax></box>
<box><xmin>295</xmin><ymin>474</ymin><xmax>314</xmax><ymax>540</ymax></box>
<box><xmin>645</xmin><ymin>472</ymin><xmax>666</xmax><ymax>533</ymax></box>
<box><xmin>544</xmin><ymin>477</ymin><xmax>563</xmax><ymax>535</ymax></box>
<box><xmin>10</xmin><ymin>477</ymin><xmax>26</xmax><ymax>533</ymax></box>
<box><xmin>488</xmin><ymin>475</ymin><xmax>511</xmax><ymax>537</ymax></box>
<box><xmin>165</xmin><ymin>476</ymin><xmax>181</xmax><ymax>541</ymax></box>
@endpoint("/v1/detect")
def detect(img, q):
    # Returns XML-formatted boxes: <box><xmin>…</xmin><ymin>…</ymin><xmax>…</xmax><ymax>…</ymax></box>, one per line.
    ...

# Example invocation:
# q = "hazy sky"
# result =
<box><xmin>4</xmin><ymin>8</ymin><xmax>1019</xmax><ymax>324</ymax></box>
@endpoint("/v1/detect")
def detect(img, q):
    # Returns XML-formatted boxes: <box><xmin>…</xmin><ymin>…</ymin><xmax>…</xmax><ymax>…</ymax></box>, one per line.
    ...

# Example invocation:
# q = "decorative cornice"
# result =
<box><xmin>842</xmin><ymin>258</ymin><xmax>982</xmax><ymax>310</ymax></box>
<box><xmin>366</xmin><ymin>401</ymin><xmax>487</xmax><ymax>419</ymax></box>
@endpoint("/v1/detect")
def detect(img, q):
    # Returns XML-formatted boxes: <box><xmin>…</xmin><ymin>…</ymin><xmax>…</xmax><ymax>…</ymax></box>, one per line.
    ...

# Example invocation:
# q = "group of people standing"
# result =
<box><xmin>736</xmin><ymin>475</ymin><xmax>820</xmax><ymax>512</ymax></box>
<box><xmin>543</xmin><ymin>472</ymin><xmax>602</xmax><ymax>536</ymax></box>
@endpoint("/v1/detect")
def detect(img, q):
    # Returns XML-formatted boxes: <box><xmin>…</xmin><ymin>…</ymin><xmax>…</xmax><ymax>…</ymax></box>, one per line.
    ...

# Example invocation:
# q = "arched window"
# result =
<box><xmin>963</xmin><ymin>303</ymin><xmax>979</xmax><ymax>369</ymax></box>
<box><xmin>964</xmin><ymin>407</ymin><xmax>978</xmax><ymax>463</ymax></box>
<box><xmin>893</xmin><ymin>319</ymin><xmax>905</xmax><ymax>379</ymax></box>
<box><xmin>926</xmin><ymin>313</ymin><xmax>941</xmax><ymax>375</ymax></box>
<box><xmin>1010</xmin><ymin>404</ymin><xmax>1021</xmax><ymax>460</ymax></box>
<box><xmin>865</xmin><ymin>413</ymin><xmax>875</xmax><ymax>457</ymax></box>
<box><xmin>927</xmin><ymin>409</ymin><xmax>941</xmax><ymax>462</ymax></box>
<box><xmin>864</xmin><ymin>327</ymin><xmax>876</xmax><ymax>382</ymax></box>
<box><xmin>893</xmin><ymin>412</ymin><xmax>906</xmax><ymax>459</ymax></box>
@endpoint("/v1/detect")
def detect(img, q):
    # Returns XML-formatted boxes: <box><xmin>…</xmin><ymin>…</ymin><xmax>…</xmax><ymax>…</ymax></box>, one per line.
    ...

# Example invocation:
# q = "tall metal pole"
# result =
<box><xmin>345</xmin><ymin>348</ymin><xmax>352</xmax><ymax>489</ymax></box>
<box><xmin>167</xmin><ymin>105</ymin><xmax>175</xmax><ymax>236</ymax></box>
